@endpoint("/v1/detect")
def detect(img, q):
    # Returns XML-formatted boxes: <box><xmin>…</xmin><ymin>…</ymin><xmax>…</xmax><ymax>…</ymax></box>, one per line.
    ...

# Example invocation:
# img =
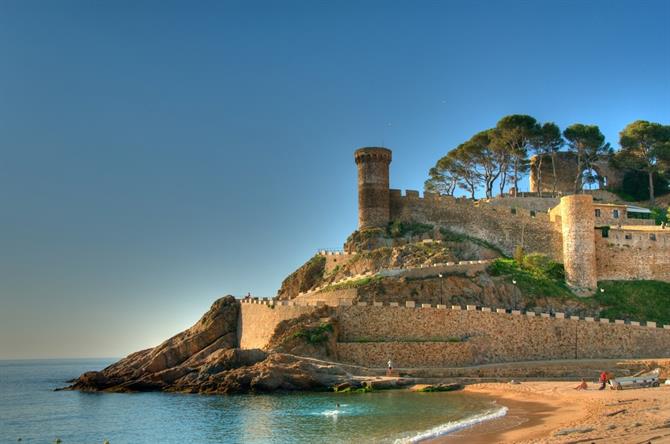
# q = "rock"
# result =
<box><xmin>67</xmin><ymin>296</ymin><xmax>241</xmax><ymax>392</ymax></box>
<box><xmin>412</xmin><ymin>383</ymin><xmax>463</xmax><ymax>392</ymax></box>
<box><xmin>554</xmin><ymin>427</ymin><xmax>595</xmax><ymax>436</ymax></box>
<box><xmin>66</xmin><ymin>295</ymin><xmax>361</xmax><ymax>395</ymax></box>
<box><xmin>277</xmin><ymin>255</ymin><xmax>326</xmax><ymax>300</ymax></box>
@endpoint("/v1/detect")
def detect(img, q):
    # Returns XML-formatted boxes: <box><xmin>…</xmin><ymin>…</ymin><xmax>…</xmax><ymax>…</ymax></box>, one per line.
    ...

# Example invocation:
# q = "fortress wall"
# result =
<box><xmin>292</xmin><ymin>288</ymin><xmax>358</xmax><ymax>306</ymax></box>
<box><xmin>238</xmin><ymin>301</ymin><xmax>670</xmax><ymax>367</ymax></box>
<box><xmin>238</xmin><ymin>302</ymin><xmax>319</xmax><ymax>349</ymax></box>
<box><xmin>337</xmin><ymin>342</ymin><xmax>477</xmax><ymax>368</ymax></box>
<box><xmin>335</xmin><ymin>305</ymin><xmax>670</xmax><ymax>367</ymax></box>
<box><xmin>389</xmin><ymin>191</ymin><xmax>563</xmax><ymax>260</ymax></box>
<box><xmin>560</xmin><ymin>195</ymin><xmax>597</xmax><ymax>289</ymax></box>
<box><xmin>595</xmin><ymin>230</ymin><xmax>670</xmax><ymax>282</ymax></box>
<box><xmin>480</xmin><ymin>196</ymin><xmax>560</xmax><ymax>212</ymax></box>
<box><xmin>319</xmin><ymin>251</ymin><xmax>353</xmax><ymax>273</ymax></box>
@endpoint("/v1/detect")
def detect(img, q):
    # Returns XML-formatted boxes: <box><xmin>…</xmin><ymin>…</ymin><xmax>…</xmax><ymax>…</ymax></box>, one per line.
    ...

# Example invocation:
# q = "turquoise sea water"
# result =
<box><xmin>0</xmin><ymin>359</ymin><xmax>505</xmax><ymax>443</ymax></box>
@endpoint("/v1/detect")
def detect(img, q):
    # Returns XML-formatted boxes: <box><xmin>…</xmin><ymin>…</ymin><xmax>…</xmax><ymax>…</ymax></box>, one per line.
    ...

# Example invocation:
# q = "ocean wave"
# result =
<box><xmin>395</xmin><ymin>405</ymin><xmax>509</xmax><ymax>443</ymax></box>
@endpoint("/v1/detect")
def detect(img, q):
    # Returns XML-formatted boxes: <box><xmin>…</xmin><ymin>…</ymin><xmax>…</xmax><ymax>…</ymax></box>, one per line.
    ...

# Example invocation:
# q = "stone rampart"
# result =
<box><xmin>238</xmin><ymin>300</ymin><xmax>670</xmax><ymax>368</ymax></box>
<box><xmin>560</xmin><ymin>194</ymin><xmax>597</xmax><ymax>290</ymax></box>
<box><xmin>388</xmin><ymin>190</ymin><xmax>563</xmax><ymax>259</ymax></box>
<box><xmin>334</xmin><ymin>304</ymin><xmax>670</xmax><ymax>367</ymax></box>
<box><xmin>238</xmin><ymin>301</ymin><xmax>319</xmax><ymax>349</ymax></box>
<box><xmin>318</xmin><ymin>250</ymin><xmax>353</xmax><ymax>273</ymax></box>
<box><xmin>596</xmin><ymin>229</ymin><xmax>670</xmax><ymax>281</ymax></box>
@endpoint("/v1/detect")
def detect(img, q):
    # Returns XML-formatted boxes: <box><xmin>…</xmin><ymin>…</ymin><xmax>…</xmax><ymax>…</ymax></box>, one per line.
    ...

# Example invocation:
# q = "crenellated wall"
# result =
<box><xmin>239</xmin><ymin>300</ymin><xmax>670</xmax><ymax>368</ymax></box>
<box><xmin>388</xmin><ymin>189</ymin><xmax>563</xmax><ymax>260</ymax></box>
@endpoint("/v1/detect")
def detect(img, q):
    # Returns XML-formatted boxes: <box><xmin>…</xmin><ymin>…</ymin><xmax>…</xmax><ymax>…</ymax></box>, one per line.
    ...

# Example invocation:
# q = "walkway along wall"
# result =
<box><xmin>239</xmin><ymin>300</ymin><xmax>670</xmax><ymax>368</ymax></box>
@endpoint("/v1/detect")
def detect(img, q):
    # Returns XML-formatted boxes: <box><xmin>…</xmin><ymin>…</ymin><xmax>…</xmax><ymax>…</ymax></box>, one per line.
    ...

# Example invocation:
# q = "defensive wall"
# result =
<box><xmin>239</xmin><ymin>300</ymin><xmax>670</xmax><ymax>368</ymax></box>
<box><xmin>596</xmin><ymin>227</ymin><xmax>670</xmax><ymax>281</ymax></box>
<box><xmin>237</xmin><ymin>300</ymin><xmax>319</xmax><ymax>349</ymax></box>
<box><xmin>319</xmin><ymin>250</ymin><xmax>354</xmax><ymax>273</ymax></box>
<box><xmin>388</xmin><ymin>189</ymin><xmax>563</xmax><ymax>260</ymax></box>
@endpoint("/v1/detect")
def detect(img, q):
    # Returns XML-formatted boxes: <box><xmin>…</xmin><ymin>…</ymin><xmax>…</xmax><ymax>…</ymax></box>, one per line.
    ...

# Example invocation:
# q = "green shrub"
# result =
<box><xmin>293</xmin><ymin>322</ymin><xmax>334</xmax><ymax>344</ymax></box>
<box><xmin>522</xmin><ymin>253</ymin><xmax>565</xmax><ymax>280</ymax></box>
<box><xmin>488</xmin><ymin>256</ymin><xmax>574</xmax><ymax>300</ymax></box>
<box><xmin>650</xmin><ymin>207</ymin><xmax>669</xmax><ymax>225</ymax></box>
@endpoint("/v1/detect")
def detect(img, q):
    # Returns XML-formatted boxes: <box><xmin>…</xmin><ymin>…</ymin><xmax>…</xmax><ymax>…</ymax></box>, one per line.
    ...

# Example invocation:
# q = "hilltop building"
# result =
<box><xmin>354</xmin><ymin>147</ymin><xmax>669</xmax><ymax>292</ymax></box>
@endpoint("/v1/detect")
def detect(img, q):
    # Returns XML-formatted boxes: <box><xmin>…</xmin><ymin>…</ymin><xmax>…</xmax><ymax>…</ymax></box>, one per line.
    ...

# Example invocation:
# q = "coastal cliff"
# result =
<box><xmin>66</xmin><ymin>296</ymin><xmax>352</xmax><ymax>394</ymax></box>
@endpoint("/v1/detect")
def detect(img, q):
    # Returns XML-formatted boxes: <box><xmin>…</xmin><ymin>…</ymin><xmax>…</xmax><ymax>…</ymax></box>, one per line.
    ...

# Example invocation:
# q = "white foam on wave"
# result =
<box><xmin>395</xmin><ymin>405</ymin><xmax>509</xmax><ymax>443</ymax></box>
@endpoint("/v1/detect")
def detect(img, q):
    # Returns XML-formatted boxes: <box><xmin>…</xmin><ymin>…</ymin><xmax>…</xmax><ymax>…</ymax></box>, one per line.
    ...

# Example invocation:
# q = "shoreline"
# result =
<box><xmin>427</xmin><ymin>381</ymin><xmax>670</xmax><ymax>443</ymax></box>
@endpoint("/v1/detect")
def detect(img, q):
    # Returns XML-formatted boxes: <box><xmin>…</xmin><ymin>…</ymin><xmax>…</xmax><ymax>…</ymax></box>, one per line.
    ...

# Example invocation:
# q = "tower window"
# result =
<box><xmin>595</xmin><ymin>209</ymin><xmax>601</xmax><ymax>218</ymax></box>
<box><xmin>511</xmin><ymin>208</ymin><xmax>517</xmax><ymax>215</ymax></box>
<box><xmin>650</xmin><ymin>234</ymin><xmax>656</xmax><ymax>241</ymax></box>
<box><xmin>613</xmin><ymin>209</ymin><xmax>620</xmax><ymax>219</ymax></box>
<box><xmin>625</xmin><ymin>233</ymin><xmax>632</xmax><ymax>240</ymax></box>
<box><xmin>530</xmin><ymin>210</ymin><xmax>536</xmax><ymax>217</ymax></box>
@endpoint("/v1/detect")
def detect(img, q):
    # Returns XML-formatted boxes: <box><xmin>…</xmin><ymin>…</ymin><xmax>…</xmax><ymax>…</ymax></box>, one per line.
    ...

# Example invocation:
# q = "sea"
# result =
<box><xmin>0</xmin><ymin>359</ymin><xmax>507</xmax><ymax>444</ymax></box>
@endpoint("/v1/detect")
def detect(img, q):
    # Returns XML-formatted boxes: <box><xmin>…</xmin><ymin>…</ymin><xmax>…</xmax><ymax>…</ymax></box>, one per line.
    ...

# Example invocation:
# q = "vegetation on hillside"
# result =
<box><xmin>439</xmin><ymin>227</ymin><xmax>506</xmax><ymax>257</ymax></box>
<box><xmin>489</xmin><ymin>255</ymin><xmax>670</xmax><ymax>324</ymax></box>
<box><xmin>488</xmin><ymin>255</ymin><xmax>576</xmax><ymax>301</ymax></box>
<box><xmin>596</xmin><ymin>281</ymin><xmax>670</xmax><ymax>325</ymax></box>
<box><xmin>387</xmin><ymin>221</ymin><xmax>434</xmax><ymax>238</ymax></box>
<box><xmin>293</xmin><ymin>322</ymin><xmax>334</xmax><ymax>344</ymax></box>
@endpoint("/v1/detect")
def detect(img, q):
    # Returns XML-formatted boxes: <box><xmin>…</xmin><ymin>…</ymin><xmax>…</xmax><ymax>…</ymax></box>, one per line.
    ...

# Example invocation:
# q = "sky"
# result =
<box><xmin>0</xmin><ymin>0</ymin><xmax>668</xmax><ymax>359</ymax></box>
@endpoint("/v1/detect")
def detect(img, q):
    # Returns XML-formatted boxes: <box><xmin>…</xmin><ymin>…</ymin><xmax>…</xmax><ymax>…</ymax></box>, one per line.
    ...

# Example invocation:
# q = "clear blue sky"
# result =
<box><xmin>1</xmin><ymin>0</ymin><xmax>668</xmax><ymax>359</ymax></box>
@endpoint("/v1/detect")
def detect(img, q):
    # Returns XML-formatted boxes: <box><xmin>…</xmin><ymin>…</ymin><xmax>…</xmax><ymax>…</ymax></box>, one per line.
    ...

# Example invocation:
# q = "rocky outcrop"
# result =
<box><xmin>276</xmin><ymin>255</ymin><xmax>326</xmax><ymax>300</ymax></box>
<box><xmin>66</xmin><ymin>295</ymin><xmax>354</xmax><ymax>394</ymax></box>
<box><xmin>265</xmin><ymin>307</ymin><xmax>337</xmax><ymax>360</ymax></box>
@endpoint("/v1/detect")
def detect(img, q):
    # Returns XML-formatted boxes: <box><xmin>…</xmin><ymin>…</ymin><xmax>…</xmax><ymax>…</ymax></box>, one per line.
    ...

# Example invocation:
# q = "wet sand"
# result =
<box><xmin>428</xmin><ymin>381</ymin><xmax>670</xmax><ymax>443</ymax></box>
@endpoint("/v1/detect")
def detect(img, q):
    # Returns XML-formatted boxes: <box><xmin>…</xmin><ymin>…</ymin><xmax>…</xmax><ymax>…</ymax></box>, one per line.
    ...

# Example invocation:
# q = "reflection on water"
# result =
<box><xmin>0</xmin><ymin>359</ymin><xmax>499</xmax><ymax>443</ymax></box>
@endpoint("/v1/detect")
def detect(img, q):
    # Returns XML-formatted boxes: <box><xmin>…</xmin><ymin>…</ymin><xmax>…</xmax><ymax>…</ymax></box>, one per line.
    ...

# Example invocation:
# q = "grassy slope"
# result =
<box><xmin>596</xmin><ymin>281</ymin><xmax>670</xmax><ymax>325</ymax></box>
<box><xmin>489</xmin><ymin>258</ymin><xmax>670</xmax><ymax>324</ymax></box>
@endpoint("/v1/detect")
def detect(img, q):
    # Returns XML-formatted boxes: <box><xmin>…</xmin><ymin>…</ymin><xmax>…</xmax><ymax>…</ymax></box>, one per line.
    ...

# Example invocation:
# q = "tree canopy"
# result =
<box><xmin>425</xmin><ymin>115</ymin><xmax>668</xmax><ymax>202</ymax></box>
<box><xmin>563</xmin><ymin>124</ymin><xmax>612</xmax><ymax>194</ymax></box>
<box><xmin>614</xmin><ymin>120</ymin><xmax>670</xmax><ymax>205</ymax></box>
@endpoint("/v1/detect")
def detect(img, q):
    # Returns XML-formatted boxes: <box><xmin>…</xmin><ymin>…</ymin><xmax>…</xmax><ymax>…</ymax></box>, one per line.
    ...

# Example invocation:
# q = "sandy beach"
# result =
<box><xmin>431</xmin><ymin>381</ymin><xmax>670</xmax><ymax>443</ymax></box>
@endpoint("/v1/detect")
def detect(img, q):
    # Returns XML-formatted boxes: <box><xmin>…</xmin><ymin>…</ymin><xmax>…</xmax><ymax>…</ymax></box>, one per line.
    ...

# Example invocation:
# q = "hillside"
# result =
<box><xmin>277</xmin><ymin>230</ymin><xmax>670</xmax><ymax>324</ymax></box>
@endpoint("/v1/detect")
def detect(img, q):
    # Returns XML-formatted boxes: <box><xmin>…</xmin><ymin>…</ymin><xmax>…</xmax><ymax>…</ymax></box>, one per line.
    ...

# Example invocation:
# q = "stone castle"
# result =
<box><xmin>354</xmin><ymin>147</ymin><xmax>669</xmax><ymax>291</ymax></box>
<box><xmin>231</xmin><ymin>147</ymin><xmax>670</xmax><ymax>370</ymax></box>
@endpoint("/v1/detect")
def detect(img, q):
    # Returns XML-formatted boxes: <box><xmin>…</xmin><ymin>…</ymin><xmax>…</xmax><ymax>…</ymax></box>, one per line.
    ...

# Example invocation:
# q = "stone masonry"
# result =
<box><xmin>239</xmin><ymin>302</ymin><xmax>670</xmax><ymax>368</ymax></box>
<box><xmin>355</xmin><ymin>147</ymin><xmax>392</xmax><ymax>229</ymax></box>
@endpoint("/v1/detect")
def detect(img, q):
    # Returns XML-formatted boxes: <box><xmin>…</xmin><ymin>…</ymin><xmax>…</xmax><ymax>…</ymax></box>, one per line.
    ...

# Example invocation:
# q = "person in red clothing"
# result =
<box><xmin>598</xmin><ymin>371</ymin><xmax>609</xmax><ymax>390</ymax></box>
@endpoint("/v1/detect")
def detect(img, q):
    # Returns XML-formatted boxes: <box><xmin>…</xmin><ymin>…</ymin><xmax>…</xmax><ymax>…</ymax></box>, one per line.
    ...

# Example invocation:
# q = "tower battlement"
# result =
<box><xmin>354</xmin><ymin>147</ymin><xmax>392</xmax><ymax>229</ymax></box>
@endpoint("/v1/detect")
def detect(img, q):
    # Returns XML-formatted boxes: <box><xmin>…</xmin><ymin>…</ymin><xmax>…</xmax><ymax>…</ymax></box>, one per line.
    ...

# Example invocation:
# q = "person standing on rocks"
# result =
<box><xmin>387</xmin><ymin>359</ymin><xmax>393</xmax><ymax>376</ymax></box>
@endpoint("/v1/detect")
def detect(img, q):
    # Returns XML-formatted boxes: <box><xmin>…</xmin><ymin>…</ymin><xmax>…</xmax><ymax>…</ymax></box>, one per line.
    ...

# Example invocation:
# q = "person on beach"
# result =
<box><xmin>387</xmin><ymin>359</ymin><xmax>393</xmax><ymax>376</ymax></box>
<box><xmin>598</xmin><ymin>371</ymin><xmax>609</xmax><ymax>390</ymax></box>
<box><xmin>574</xmin><ymin>379</ymin><xmax>588</xmax><ymax>390</ymax></box>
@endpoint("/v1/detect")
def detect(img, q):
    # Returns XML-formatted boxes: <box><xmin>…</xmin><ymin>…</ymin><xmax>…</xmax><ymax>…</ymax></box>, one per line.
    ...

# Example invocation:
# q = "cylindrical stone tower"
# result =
<box><xmin>354</xmin><ymin>147</ymin><xmax>392</xmax><ymax>229</ymax></box>
<box><xmin>560</xmin><ymin>194</ymin><xmax>597</xmax><ymax>292</ymax></box>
